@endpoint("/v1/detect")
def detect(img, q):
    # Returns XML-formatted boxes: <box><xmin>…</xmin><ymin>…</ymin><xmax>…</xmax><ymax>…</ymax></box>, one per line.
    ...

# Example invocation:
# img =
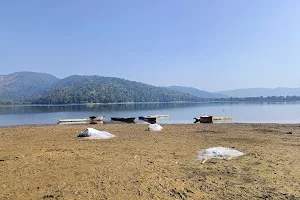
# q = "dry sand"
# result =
<box><xmin>1</xmin><ymin>123</ymin><xmax>300</xmax><ymax>199</ymax></box>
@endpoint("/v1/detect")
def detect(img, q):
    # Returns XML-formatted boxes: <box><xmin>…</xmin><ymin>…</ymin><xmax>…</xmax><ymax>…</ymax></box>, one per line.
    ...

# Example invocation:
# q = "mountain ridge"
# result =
<box><xmin>2</xmin><ymin>71</ymin><xmax>300</xmax><ymax>104</ymax></box>
<box><xmin>219</xmin><ymin>87</ymin><xmax>300</xmax><ymax>98</ymax></box>
<box><xmin>0</xmin><ymin>72</ymin><xmax>60</xmax><ymax>100</ymax></box>
<box><xmin>168</xmin><ymin>86</ymin><xmax>227</xmax><ymax>98</ymax></box>
<box><xmin>0</xmin><ymin>71</ymin><xmax>203</xmax><ymax>104</ymax></box>
<box><xmin>33</xmin><ymin>75</ymin><xmax>202</xmax><ymax>104</ymax></box>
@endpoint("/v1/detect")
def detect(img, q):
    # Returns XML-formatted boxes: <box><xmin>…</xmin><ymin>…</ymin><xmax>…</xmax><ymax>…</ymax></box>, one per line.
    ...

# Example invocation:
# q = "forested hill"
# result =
<box><xmin>0</xmin><ymin>72</ymin><xmax>59</xmax><ymax>100</ymax></box>
<box><xmin>32</xmin><ymin>75</ymin><xmax>202</xmax><ymax>104</ymax></box>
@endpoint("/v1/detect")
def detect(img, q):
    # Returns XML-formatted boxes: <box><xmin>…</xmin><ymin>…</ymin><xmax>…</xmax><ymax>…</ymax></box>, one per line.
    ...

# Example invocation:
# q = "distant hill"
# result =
<box><xmin>0</xmin><ymin>72</ymin><xmax>59</xmax><ymax>100</ymax></box>
<box><xmin>168</xmin><ymin>86</ymin><xmax>227</xmax><ymax>98</ymax></box>
<box><xmin>5</xmin><ymin>71</ymin><xmax>300</xmax><ymax>105</ymax></box>
<box><xmin>32</xmin><ymin>75</ymin><xmax>203</xmax><ymax>104</ymax></box>
<box><xmin>219</xmin><ymin>87</ymin><xmax>300</xmax><ymax>98</ymax></box>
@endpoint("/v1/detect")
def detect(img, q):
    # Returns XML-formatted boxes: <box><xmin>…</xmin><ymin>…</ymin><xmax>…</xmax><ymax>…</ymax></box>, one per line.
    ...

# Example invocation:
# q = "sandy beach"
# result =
<box><xmin>1</xmin><ymin>123</ymin><xmax>300</xmax><ymax>199</ymax></box>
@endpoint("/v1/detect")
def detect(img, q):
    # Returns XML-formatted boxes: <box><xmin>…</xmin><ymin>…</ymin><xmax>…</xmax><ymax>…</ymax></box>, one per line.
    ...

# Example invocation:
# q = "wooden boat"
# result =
<box><xmin>147</xmin><ymin>114</ymin><xmax>169</xmax><ymax>118</ymax></box>
<box><xmin>58</xmin><ymin>121</ymin><xmax>104</xmax><ymax>125</ymax></box>
<box><xmin>139</xmin><ymin>116</ymin><xmax>157</xmax><ymax>124</ymax></box>
<box><xmin>212</xmin><ymin>116</ymin><xmax>232</xmax><ymax>121</ymax></box>
<box><xmin>58</xmin><ymin>116</ymin><xmax>103</xmax><ymax>123</ymax></box>
<box><xmin>111</xmin><ymin>117</ymin><xmax>135</xmax><ymax>123</ymax></box>
<box><xmin>194</xmin><ymin>115</ymin><xmax>213</xmax><ymax>123</ymax></box>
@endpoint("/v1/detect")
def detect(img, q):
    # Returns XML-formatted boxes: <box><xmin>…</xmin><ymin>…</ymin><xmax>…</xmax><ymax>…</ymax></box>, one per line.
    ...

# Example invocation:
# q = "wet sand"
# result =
<box><xmin>1</xmin><ymin>123</ymin><xmax>300</xmax><ymax>199</ymax></box>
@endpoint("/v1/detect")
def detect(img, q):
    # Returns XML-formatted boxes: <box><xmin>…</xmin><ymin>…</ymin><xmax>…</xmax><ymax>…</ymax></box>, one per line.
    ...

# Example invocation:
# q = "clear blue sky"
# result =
<box><xmin>1</xmin><ymin>0</ymin><xmax>300</xmax><ymax>91</ymax></box>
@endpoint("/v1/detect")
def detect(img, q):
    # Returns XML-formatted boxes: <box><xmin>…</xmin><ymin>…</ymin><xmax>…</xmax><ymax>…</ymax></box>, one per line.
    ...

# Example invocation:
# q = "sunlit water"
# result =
<box><xmin>0</xmin><ymin>102</ymin><xmax>300</xmax><ymax>126</ymax></box>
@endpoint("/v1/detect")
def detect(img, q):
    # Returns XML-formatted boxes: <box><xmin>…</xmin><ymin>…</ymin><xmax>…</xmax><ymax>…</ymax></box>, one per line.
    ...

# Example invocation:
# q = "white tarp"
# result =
<box><xmin>197</xmin><ymin>147</ymin><xmax>245</xmax><ymax>163</ymax></box>
<box><xmin>148</xmin><ymin>124</ymin><xmax>163</xmax><ymax>131</ymax></box>
<box><xmin>77</xmin><ymin>128</ymin><xmax>115</xmax><ymax>139</ymax></box>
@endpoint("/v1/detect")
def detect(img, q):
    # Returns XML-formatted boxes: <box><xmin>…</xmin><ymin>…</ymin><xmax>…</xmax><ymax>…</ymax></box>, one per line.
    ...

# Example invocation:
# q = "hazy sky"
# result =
<box><xmin>1</xmin><ymin>0</ymin><xmax>300</xmax><ymax>91</ymax></box>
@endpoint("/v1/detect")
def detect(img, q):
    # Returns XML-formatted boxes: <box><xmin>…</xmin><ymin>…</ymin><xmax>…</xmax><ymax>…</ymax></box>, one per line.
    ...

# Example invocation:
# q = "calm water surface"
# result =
<box><xmin>0</xmin><ymin>102</ymin><xmax>300</xmax><ymax>126</ymax></box>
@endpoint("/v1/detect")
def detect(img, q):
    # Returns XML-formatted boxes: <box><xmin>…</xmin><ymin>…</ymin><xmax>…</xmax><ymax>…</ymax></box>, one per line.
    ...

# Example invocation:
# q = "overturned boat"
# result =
<box><xmin>139</xmin><ymin>116</ymin><xmax>157</xmax><ymax>124</ymax></box>
<box><xmin>111</xmin><ymin>117</ymin><xmax>135</xmax><ymax>123</ymax></box>
<box><xmin>139</xmin><ymin>114</ymin><xmax>169</xmax><ymax>124</ymax></box>
<box><xmin>194</xmin><ymin>115</ymin><xmax>213</xmax><ymax>123</ymax></box>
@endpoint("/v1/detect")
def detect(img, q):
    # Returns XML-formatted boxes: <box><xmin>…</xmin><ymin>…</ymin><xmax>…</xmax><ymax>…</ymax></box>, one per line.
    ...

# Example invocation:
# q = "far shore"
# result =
<box><xmin>1</xmin><ymin>123</ymin><xmax>300</xmax><ymax>199</ymax></box>
<box><xmin>2</xmin><ymin>99</ymin><xmax>300</xmax><ymax>107</ymax></box>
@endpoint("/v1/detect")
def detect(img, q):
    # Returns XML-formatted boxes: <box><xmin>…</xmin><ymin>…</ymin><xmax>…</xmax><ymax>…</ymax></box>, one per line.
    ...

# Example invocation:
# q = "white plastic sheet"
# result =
<box><xmin>198</xmin><ymin>147</ymin><xmax>244</xmax><ymax>163</ymax></box>
<box><xmin>148</xmin><ymin>124</ymin><xmax>163</xmax><ymax>131</ymax></box>
<box><xmin>77</xmin><ymin>128</ymin><xmax>115</xmax><ymax>139</ymax></box>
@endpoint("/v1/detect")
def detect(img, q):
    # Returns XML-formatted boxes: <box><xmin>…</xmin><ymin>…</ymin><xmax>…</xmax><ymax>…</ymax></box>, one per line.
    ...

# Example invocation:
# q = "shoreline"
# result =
<box><xmin>0</xmin><ymin>122</ymin><xmax>299</xmax><ymax>128</ymax></box>
<box><xmin>1</xmin><ymin>123</ymin><xmax>300</xmax><ymax>199</ymax></box>
<box><xmin>0</xmin><ymin>120</ymin><xmax>299</xmax><ymax>128</ymax></box>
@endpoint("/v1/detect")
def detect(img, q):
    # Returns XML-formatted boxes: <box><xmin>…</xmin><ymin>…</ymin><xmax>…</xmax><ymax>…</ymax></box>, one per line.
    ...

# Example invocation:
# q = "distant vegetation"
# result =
<box><xmin>0</xmin><ymin>100</ymin><xmax>30</xmax><ymax>105</ymax></box>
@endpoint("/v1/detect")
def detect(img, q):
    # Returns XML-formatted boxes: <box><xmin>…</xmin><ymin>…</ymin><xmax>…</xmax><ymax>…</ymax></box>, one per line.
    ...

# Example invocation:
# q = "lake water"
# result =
<box><xmin>0</xmin><ymin>102</ymin><xmax>300</xmax><ymax>126</ymax></box>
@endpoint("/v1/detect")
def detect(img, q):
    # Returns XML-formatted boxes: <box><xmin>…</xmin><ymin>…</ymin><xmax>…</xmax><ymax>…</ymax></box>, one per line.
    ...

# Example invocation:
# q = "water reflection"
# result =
<box><xmin>3</xmin><ymin>101</ymin><xmax>294</xmax><ymax>115</ymax></box>
<box><xmin>0</xmin><ymin>102</ymin><xmax>229</xmax><ymax>115</ymax></box>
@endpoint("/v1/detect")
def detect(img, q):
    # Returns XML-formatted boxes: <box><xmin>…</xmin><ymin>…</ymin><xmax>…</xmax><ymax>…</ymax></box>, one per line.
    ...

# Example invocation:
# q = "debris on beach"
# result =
<box><xmin>148</xmin><ymin>124</ymin><xmax>163</xmax><ymax>131</ymax></box>
<box><xmin>77</xmin><ymin>128</ymin><xmax>115</xmax><ymax>139</ymax></box>
<box><xmin>286</xmin><ymin>132</ymin><xmax>293</xmax><ymax>134</ymax></box>
<box><xmin>197</xmin><ymin>147</ymin><xmax>245</xmax><ymax>164</ymax></box>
